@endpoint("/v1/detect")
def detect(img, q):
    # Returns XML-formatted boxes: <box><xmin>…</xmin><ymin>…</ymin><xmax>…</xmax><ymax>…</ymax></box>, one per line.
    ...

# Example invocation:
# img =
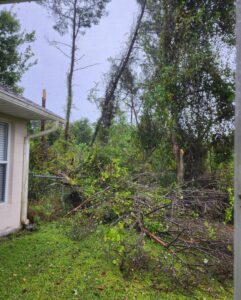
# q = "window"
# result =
<box><xmin>0</xmin><ymin>122</ymin><xmax>8</xmax><ymax>203</ymax></box>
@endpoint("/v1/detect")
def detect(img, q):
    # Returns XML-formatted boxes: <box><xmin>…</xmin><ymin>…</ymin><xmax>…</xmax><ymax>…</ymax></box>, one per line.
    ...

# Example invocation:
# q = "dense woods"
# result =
<box><xmin>0</xmin><ymin>0</ymin><xmax>236</xmax><ymax>299</ymax></box>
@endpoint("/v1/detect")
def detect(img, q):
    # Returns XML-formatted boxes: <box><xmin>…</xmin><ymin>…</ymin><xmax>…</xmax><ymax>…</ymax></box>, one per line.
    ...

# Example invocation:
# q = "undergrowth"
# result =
<box><xmin>0</xmin><ymin>222</ymin><xmax>233</xmax><ymax>300</ymax></box>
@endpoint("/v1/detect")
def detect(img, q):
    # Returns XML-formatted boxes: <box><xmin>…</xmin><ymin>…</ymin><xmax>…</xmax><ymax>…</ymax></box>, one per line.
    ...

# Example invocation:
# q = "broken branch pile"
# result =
<box><xmin>64</xmin><ymin>171</ymin><xmax>233</xmax><ymax>287</ymax></box>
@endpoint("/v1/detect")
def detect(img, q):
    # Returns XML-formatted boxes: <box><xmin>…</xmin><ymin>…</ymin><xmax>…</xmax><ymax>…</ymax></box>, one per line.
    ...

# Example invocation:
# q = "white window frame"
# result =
<box><xmin>0</xmin><ymin>120</ymin><xmax>10</xmax><ymax>205</ymax></box>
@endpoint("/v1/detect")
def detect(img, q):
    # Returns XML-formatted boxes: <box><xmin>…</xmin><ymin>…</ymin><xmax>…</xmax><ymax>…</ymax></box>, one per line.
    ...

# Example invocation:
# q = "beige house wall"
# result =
<box><xmin>0</xmin><ymin>113</ymin><xmax>27</xmax><ymax>236</ymax></box>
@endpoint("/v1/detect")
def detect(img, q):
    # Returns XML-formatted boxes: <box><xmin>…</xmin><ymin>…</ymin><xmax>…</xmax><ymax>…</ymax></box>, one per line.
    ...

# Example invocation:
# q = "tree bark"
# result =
<box><xmin>172</xmin><ymin>135</ymin><xmax>184</xmax><ymax>185</ymax></box>
<box><xmin>41</xmin><ymin>89</ymin><xmax>46</xmax><ymax>133</ymax></box>
<box><xmin>64</xmin><ymin>0</ymin><xmax>77</xmax><ymax>141</ymax></box>
<box><xmin>91</xmin><ymin>0</ymin><xmax>147</xmax><ymax>145</ymax></box>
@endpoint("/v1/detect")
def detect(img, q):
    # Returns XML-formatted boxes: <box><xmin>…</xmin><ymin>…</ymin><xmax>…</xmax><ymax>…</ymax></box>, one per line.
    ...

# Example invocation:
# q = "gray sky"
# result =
<box><xmin>3</xmin><ymin>0</ymin><xmax>138</xmax><ymax>122</ymax></box>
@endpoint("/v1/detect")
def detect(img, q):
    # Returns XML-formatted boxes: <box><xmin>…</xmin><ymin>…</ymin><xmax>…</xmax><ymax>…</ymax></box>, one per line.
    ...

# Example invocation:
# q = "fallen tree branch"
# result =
<box><xmin>64</xmin><ymin>186</ymin><xmax>112</xmax><ymax>217</ymax></box>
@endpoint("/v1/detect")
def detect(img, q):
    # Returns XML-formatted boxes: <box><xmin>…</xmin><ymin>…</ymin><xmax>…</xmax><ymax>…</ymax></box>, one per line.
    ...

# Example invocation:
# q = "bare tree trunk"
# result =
<box><xmin>172</xmin><ymin>136</ymin><xmax>184</xmax><ymax>185</ymax></box>
<box><xmin>40</xmin><ymin>89</ymin><xmax>48</xmax><ymax>156</ymax></box>
<box><xmin>130</xmin><ymin>107</ymin><xmax>133</xmax><ymax>125</ymax></box>
<box><xmin>64</xmin><ymin>0</ymin><xmax>77</xmax><ymax>141</ymax></box>
<box><xmin>41</xmin><ymin>89</ymin><xmax>46</xmax><ymax>133</ymax></box>
<box><xmin>177</xmin><ymin>149</ymin><xmax>184</xmax><ymax>185</ymax></box>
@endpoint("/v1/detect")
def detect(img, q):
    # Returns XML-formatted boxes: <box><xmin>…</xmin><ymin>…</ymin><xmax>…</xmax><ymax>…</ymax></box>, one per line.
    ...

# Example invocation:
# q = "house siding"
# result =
<box><xmin>0</xmin><ymin>113</ymin><xmax>27</xmax><ymax>236</ymax></box>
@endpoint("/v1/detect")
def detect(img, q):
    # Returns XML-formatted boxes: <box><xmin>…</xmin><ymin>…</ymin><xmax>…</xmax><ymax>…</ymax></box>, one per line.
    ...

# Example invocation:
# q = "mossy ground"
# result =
<box><xmin>0</xmin><ymin>223</ymin><xmax>233</xmax><ymax>300</ymax></box>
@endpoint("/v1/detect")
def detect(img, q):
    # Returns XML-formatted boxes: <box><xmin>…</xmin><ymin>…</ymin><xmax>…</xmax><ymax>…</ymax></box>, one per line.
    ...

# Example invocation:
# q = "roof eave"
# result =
<box><xmin>0</xmin><ymin>89</ymin><xmax>66</xmax><ymax>123</ymax></box>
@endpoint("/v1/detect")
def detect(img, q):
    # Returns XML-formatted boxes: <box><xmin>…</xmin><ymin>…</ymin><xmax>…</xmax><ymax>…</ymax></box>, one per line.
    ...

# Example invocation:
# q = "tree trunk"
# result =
<box><xmin>184</xmin><ymin>143</ymin><xmax>208</xmax><ymax>180</ymax></box>
<box><xmin>172</xmin><ymin>138</ymin><xmax>184</xmax><ymax>185</ymax></box>
<box><xmin>91</xmin><ymin>0</ymin><xmax>147</xmax><ymax>145</ymax></box>
<box><xmin>64</xmin><ymin>0</ymin><xmax>77</xmax><ymax>141</ymax></box>
<box><xmin>40</xmin><ymin>89</ymin><xmax>48</xmax><ymax>158</ymax></box>
<box><xmin>41</xmin><ymin>89</ymin><xmax>46</xmax><ymax>133</ymax></box>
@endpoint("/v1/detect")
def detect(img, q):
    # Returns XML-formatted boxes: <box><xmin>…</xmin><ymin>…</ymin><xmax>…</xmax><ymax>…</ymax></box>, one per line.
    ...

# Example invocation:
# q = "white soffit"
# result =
<box><xmin>0</xmin><ymin>87</ymin><xmax>65</xmax><ymax>123</ymax></box>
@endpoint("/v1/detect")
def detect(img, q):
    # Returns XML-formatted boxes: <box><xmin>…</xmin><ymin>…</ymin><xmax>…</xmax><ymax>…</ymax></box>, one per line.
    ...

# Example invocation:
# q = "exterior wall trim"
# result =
<box><xmin>0</xmin><ymin>118</ymin><xmax>11</xmax><ymax>206</ymax></box>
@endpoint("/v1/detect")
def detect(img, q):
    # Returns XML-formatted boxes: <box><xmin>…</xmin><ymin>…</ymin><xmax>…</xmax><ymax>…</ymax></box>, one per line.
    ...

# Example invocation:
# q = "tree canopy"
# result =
<box><xmin>0</xmin><ymin>10</ymin><xmax>36</xmax><ymax>92</ymax></box>
<box><xmin>137</xmin><ymin>0</ymin><xmax>235</xmax><ymax>178</ymax></box>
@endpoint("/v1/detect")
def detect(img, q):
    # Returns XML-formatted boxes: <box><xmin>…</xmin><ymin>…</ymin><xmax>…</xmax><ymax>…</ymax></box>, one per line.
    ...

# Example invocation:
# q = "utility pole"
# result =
<box><xmin>41</xmin><ymin>89</ymin><xmax>46</xmax><ymax>132</ymax></box>
<box><xmin>40</xmin><ymin>89</ymin><xmax>47</xmax><ymax>157</ymax></box>
<box><xmin>235</xmin><ymin>0</ymin><xmax>241</xmax><ymax>299</ymax></box>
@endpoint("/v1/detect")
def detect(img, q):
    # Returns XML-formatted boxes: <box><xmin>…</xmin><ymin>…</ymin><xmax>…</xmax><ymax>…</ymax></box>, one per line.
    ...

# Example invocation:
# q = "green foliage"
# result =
<box><xmin>138</xmin><ymin>0</ymin><xmax>235</xmax><ymax>179</ymax></box>
<box><xmin>28</xmin><ymin>174</ymin><xmax>71</xmax><ymax>222</ymax></box>
<box><xmin>44</xmin><ymin>0</ymin><xmax>111</xmax><ymax>36</ymax></box>
<box><xmin>45</xmin><ymin>139</ymin><xmax>90</xmax><ymax>176</ymax></box>
<box><xmin>0</xmin><ymin>223</ymin><xmax>233</xmax><ymax>300</ymax></box>
<box><xmin>226</xmin><ymin>187</ymin><xmax>234</xmax><ymax>223</ymax></box>
<box><xmin>209</xmin><ymin>159</ymin><xmax>234</xmax><ymax>223</ymax></box>
<box><xmin>0</xmin><ymin>10</ymin><xmax>36</xmax><ymax>92</ymax></box>
<box><xmin>204</xmin><ymin>221</ymin><xmax>217</xmax><ymax>240</ymax></box>
<box><xmin>70</xmin><ymin>118</ymin><xmax>93</xmax><ymax>145</ymax></box>
<box><xmin>68</xmin><ymin>214</ymin><xmax>98</xmax><ymax>241</ymax></box>
<box><xmin>104</xmin><ymin>223</ymin><xmax>126</xmax><ymax>264</ymax></box>
<box><xmin>145</xmin><ymin>220</ymin><xmax>169</xmax><ymax>233</ymax></box>
<box><xmin>25</xmin><ymin>116</ymin><xmax>234</xmax><ymax>294</ymax></box>
<box><xmin>29</xmin><ymin>122</ymin><xmax>142</xmax><ymax>224</ymax></box>
<box><xmin>211</xmin><ymin>134</ymin><xmax>234</xmax><ymax>166</ymax></box>
<box><xmin>12</xmin><ymin>0</ymin><xmax>235</xmax><ymax>295</ymax></box>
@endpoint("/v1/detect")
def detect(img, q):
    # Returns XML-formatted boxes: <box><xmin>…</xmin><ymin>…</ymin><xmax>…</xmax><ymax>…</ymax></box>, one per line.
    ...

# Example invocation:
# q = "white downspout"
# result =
<box><xmin>21</xmin><ymin>121</ymin><xmax>60</xmax><ymax>225</ymax></box>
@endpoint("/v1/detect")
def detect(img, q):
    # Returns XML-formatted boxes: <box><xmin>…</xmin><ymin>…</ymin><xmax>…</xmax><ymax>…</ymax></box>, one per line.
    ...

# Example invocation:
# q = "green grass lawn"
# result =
<box><xmin>0</xmin><ymin>223</ymin><xmax>233</xmax><ymax>300</ymax></box>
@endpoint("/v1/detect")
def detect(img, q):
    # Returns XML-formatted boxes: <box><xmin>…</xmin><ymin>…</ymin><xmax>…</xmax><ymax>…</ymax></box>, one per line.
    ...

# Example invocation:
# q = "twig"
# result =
<box><xmin>74</xmin><ymin>63</ymin><xmax>100</xmax><ymax>72</ymax></box>
<box><xmin>64</xmin><ymin>186</ymin><xmax>112</xmax><ymax>217</ymax></box>
<box><xmin>167</xmin><ymin>229</ymin><xmax>185</xmax><ymax>249</ymax></box>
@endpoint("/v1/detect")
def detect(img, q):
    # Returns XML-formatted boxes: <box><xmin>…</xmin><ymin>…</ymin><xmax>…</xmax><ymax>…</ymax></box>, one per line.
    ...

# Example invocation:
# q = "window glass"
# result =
<box><xmin>0</xmin><ymin>123</ymin><xmax>8</xmax><ymax>203</ymax></box>
<box><xmin>0</xmin><ymin>123</ymin><xmax>8</xmax><ymax>161</ymax></box>
<box><xmin>0</xmin><ymin>164</ymin><xmax>6</xmax><ymax>203</ymax></box>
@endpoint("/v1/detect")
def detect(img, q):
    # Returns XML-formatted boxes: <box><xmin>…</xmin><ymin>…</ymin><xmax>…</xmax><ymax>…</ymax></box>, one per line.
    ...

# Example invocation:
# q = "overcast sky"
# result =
<box><xmin>3</xmin><ymin>1</ymin><xmax>138</xmax><ymax>122</ymax></box>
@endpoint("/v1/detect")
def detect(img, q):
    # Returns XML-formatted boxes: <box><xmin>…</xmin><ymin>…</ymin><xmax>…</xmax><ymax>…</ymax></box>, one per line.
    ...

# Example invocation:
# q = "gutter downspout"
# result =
<box><xmin>21</xmin><ymin>121</ymin><xmax>60</xmax><ymax>225</ymax></box>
